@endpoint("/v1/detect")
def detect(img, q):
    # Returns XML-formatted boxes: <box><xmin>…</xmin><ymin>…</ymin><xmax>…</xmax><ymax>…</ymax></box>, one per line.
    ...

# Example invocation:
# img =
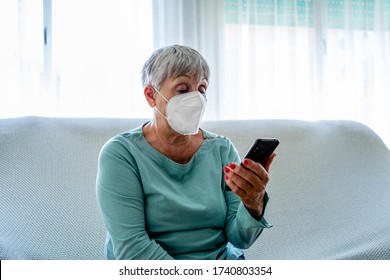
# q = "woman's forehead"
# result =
<box><xmin>171</xmin><ymin>72</ymin><xmax>208</xmax><ymax>82</ymax></box>
<box><xmin>161</xmin><ymin>74</ymin><xmax>208</xmax><ymax>86</ymax></box>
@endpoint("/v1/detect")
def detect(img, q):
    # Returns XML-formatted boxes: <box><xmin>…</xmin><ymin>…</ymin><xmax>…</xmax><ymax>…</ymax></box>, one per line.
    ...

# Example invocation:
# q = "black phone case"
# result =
<box><xmin>242</xmin><ymin>138</ymin><xmax>279</xmax><ymax>167</ymax></box>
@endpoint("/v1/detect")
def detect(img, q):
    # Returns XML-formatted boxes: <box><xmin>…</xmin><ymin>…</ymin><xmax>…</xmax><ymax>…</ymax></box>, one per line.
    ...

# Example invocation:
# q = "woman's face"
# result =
<box><xmin>159</xmin><ymin>73</ymin><xmax>207</xmax><ymax>98</ymax></box>
<box><xmin>155</xmin><ymin>73</ymin><xmax>208</xmax><ymax>114</ymax></box>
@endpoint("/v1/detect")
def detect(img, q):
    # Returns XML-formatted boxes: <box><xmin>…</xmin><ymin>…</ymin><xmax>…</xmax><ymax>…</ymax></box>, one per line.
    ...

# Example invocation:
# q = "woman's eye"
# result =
<box><xmin>176</xmin><ymin>85</ymin><xmax>188</xmax><ymax>93</ymax></box>
<box><xmin>176</xmin><ymin>84</ymin><xmax>206</xmax><ymax>94</ymax></box>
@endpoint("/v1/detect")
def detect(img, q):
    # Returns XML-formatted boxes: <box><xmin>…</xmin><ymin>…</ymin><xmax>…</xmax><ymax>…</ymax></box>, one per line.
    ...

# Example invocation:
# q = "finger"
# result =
<box><xmin>264</xmin><ymin>152</ymin><xmax>276</xmax><ymax>172</ymax></box>
<box><xmin>224</xmin><ymin>164</ymin><xmax>264</xmax><ymax>194</ymax></box>
<box><xmin>224</xmin><ymin>165</ymin><xmax>250</xmax><ymax>192</ymax></box>
<box><xmin>225</xmin><ymin>175</ymin><xmax>246</xmax><ymax>198</ymax></box>
<box><xmin>224</xmin><ymin>168</ymin><xmax>266</xmax><ymax>210</ymax></box>
<box><xmin>242</xmin><ymin>159</ymin><xmax>269</xmax><ymax>185</ymax></box>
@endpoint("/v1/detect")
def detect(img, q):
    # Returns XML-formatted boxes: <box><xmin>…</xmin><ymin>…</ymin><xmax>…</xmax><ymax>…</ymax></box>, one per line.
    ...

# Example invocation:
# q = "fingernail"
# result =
<box><xmin>243</xmin><ymin>159</ymin><xmax>249</xmax><ymax>166</ymax></box>
<box><xmin>224</xmin><ymin>175</ymin><xmax>229</xmax><ymax>181</ymax></box>
<box><xmin>229</xmin><ymin>163</ymin><xmax>236</xmax><ymax>169</ymax></box>
<box><xmin>223</xmin><ymin>166</ymin><xmax>230</xmax><ymax>173</ymax></box>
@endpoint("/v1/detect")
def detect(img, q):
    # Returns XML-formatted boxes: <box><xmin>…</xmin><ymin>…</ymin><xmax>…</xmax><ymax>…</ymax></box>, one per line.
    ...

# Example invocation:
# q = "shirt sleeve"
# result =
<box><xmin>223</xmin><ymin>141</ymin><xmax>273</xmax><ymax>250</ymax></box>
<box><xmin>96</xmin><ymin>137</ymin><xmax>174</xmax><ymax>260</ymax></box>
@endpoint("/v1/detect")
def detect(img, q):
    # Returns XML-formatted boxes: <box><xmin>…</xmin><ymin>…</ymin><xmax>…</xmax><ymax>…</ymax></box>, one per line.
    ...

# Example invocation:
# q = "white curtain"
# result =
<box><xmin>152</xmin><ymin>0</ymin><xmax>225</xmax><ymax>119</ymax></box>
<box><xmin>154</xmin><ymin>0</ymin><xmax>390</xmax><ymax>146</ymax></box>
<box><xmin>0</xmin><ymin>0</ymin><xmax>44</xmax><ymax>117</ymax></box>
<box><xmin>222</xmin><ymin>0</ymin><xmax>319</xmax><ymax>120</ymax></box>
<box><xmin>0</xmin><ymin>0</ymin><xmax>154</xmax><ymax>118</ymax></box>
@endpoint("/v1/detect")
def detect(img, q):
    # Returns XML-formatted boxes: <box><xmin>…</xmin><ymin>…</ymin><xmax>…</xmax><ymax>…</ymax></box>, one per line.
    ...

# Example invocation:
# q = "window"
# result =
<box><xmin>0</xmin><ymin>0</ymin><xmax>44</xmax><ymax>117</ymax></box>
<box><xmin>0</xmin><ymin>0</ymin><xmax>153</xmax><ymax>118</ymax></box>
<box><xmin>222</xmin><ymin>0</ymin><xmax>390</xmax><ymax>146</ymax></box>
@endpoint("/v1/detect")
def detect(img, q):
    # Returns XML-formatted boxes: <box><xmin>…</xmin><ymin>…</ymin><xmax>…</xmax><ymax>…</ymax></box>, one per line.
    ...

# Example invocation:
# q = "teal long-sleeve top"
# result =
<box><xmin>96</xmin><ymin>124</ymin><xmax>272</xmax><ymax>260</ymax></box>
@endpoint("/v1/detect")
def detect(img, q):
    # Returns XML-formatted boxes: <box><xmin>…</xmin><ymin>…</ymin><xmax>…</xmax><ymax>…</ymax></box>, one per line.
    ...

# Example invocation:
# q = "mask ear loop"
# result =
<box><xmin>153</xmin><ymin>86</ymin><xmax>169</xmax><ymax>103</ymax></box>
<box><xmin>153</xmin><ymin>86</ymin><xmax>169</xmax><ymax>120</ymax></box>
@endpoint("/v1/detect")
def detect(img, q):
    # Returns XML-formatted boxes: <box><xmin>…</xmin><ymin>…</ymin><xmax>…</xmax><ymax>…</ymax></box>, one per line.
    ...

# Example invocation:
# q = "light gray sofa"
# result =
<box><xmin>1</xmin><ymin>116</ymin><xmax>390</xmax><ymax>260</ymax></box>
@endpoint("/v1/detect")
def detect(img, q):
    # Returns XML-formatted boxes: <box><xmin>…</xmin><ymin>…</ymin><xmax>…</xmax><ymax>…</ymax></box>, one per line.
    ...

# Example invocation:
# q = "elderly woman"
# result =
<box><xmin>96</xmin><ymin>45</ymin><xmax>276</xmax><ymax>260</ymax></box>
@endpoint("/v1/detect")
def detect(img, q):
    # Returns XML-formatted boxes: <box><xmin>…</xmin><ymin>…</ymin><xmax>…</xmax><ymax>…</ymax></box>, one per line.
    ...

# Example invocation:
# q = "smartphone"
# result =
<box><xmin>242</xmin><ymin>138</ymin><xmax>280</xmax><ymax>167</ymax></box>
<box><xmin>225</xmin><ymin>138</ymin><xmax>279</xmax><ymax>191</ymax></box>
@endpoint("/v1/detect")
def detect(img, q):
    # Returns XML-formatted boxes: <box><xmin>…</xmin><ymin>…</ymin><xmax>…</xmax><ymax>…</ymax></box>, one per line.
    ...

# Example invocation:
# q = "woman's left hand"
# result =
<box><xmin>224</xmin><ymin>153</ymin><xmax>276</xmax><ymax>219</ymax></box>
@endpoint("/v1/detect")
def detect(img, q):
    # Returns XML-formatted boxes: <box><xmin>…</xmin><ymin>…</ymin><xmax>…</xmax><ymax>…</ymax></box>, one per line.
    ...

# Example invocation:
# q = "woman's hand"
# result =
<box><xmin>224</xmin><ymin>153</ymin><xmax>276</xmax><ymax>219</ymax></box>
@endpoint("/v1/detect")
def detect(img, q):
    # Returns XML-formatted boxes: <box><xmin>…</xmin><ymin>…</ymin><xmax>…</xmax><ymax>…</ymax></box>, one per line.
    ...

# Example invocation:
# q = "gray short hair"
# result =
<box><xmin>141</xmin><ymin>45</ymin><xmax>210</xmax><ymax>89</ymax></box>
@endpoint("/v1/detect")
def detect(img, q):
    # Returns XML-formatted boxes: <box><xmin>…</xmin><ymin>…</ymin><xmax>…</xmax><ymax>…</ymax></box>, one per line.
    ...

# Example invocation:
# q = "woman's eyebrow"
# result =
<box><xmin>174</xmin><ymin>74</ymin><xmax>192</xmax><ymax>81</ymax></box>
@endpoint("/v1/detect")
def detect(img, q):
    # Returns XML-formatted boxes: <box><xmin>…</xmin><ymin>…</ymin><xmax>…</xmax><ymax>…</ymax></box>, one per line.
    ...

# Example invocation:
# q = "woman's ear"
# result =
<box><xmin>144</xmin><ymin>85</ymin><xmax>156</xmax><ymax>107</ymax></box>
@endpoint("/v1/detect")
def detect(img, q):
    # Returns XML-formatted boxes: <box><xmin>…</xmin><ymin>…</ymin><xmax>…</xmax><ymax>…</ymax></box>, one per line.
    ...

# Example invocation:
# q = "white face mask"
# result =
<box><xmin>154</xmin><ymin>87</ymin><xmax>207</xmax><ymax>135</ymax></box>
